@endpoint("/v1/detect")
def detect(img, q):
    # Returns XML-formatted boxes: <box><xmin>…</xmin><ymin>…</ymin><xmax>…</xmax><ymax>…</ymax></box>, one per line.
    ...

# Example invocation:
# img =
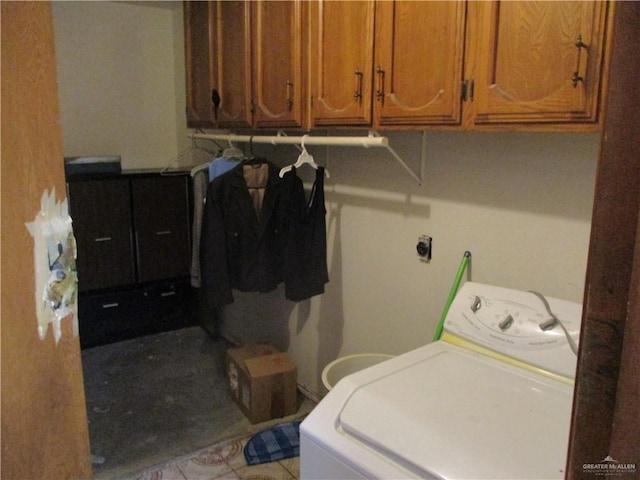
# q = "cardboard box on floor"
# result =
<box><xmin>226</xmin><ymin>344</ymin><xmax>297</xmax><ymax>424</ymax></box>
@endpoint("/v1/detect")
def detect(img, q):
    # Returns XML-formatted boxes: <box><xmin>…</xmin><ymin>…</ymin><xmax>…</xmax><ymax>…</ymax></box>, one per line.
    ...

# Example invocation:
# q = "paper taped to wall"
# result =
<box><xmin>25</xmin><ymin>188</ymin><xmax>79</xmax><ymax>343</ymax></box>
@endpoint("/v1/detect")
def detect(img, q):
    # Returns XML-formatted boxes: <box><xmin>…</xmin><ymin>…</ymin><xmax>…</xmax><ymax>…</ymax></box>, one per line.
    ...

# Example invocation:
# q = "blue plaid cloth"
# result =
<box><xmin>243</xmin><ymin>421</ymin><xmax>301</xmax><ymax>465</ymax></box>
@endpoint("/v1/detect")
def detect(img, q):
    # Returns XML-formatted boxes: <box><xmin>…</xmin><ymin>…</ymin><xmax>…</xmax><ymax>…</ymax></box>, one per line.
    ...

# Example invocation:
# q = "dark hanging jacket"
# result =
<box><xmin>200</xmin><ymin>161</ymin><xmax>286</xmax><ymax>308</ymax></box>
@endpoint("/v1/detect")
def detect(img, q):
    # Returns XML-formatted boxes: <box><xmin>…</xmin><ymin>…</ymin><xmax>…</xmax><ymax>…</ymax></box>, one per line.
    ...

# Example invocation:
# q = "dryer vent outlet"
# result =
<box><xmin>416</xmin><ymin>235</ymin><xmax>432</xmax><ymax>262</ymax></box>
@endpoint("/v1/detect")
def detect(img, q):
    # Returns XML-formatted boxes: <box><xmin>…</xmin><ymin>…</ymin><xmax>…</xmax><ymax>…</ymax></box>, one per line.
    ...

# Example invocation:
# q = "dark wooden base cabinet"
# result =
<box><xmin>67</xmin><ymin>170</ymin><xmax>196</xmax><ymax>348</ymax></box>
<box><xmin>78</xmin><ymin>281</ymin><xmax>195</xmax><ymax>349</ymax></box>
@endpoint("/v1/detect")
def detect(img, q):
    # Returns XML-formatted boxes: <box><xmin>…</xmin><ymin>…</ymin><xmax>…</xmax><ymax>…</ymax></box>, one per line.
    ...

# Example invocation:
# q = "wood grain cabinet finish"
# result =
<box><xmin>470</xmin><ymin>1</ymin><xmax>610</xmax><ymax>126</ymax></box>
<box><xmin>210</xmin><ymin>0</ymin><xmax>253</xmax><ymax>129</ymax></box>
<box><xmin>184</xmin><ymin>0</ymin><xmax>306</xmax><ymax>129</ymax></box>
<box><xmin>374</xmin><ymin>1</ymin><xmax>467</xmax><ymax>127</ymax></box>
<box><xmin>68</xmin><ymin>179</ymin><xmax>136</xmax><ymax>291</ymax></box>
<box><xmin>132</xmin><ymin>176</ymin><xmax>191</xmax><ymax>284</ymax></box>
<box><xmin>184</xmin><ymin>1</ymin><xmax>215</xmax><ymax>128</ymax></box>
<box><xmin>186</xmin><ymin>0</ymin><xmax>611</xmax><ymax>130</ymax></box>
<box><xmin>251</xmin><ymin>0</ymin><xmax>306</xmax><ymax>129</ymax></box>
<box><xmin>69</xmin><ymin>174</ymin><xmax>193</xmax><ymax>348</ymax></box>
<box><xmin>310</xmin><ymin>0</ymin><xmax>466</xmax><ymax>128</ymax></box>
<box><xmin>184</xmin><ymin>1</ymin><xmax>252</xmax><ymax>129</ymax></box>
<box><xmin>308</xmin><ymin>0</ymin><xmax>611</xmax><ymax>130</ymax></box>
<box><xmin>68</xmin><ymin>175</ymin><xmax>191</xmax><ymax>292</ymax></box>
<box><xmin>310</xmin><ymin>0</ymin><xmax>375</xmax><ymax>127</ymax></box>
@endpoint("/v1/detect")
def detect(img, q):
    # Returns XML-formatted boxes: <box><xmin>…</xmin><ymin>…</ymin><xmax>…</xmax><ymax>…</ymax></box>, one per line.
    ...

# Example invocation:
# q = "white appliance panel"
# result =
<box><xmin>339</xmin><ymin>348</ymin><xmax>573</xmax><ymax>479</ymax></box>
<box><xmin>444</xmin><ymin>282</ymin><xmax>581</xmax><ymax>378</ymax></box>
<box><xmin>301</xmin><ymin>282</ymin><xmax>582</xmax><ymax>480</ymax></box>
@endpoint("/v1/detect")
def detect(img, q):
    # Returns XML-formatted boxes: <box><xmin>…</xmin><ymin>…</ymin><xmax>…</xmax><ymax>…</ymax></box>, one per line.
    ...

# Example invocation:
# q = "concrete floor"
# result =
<box><xmin>81</xmin><ymin>327</ymin><xmax>315</xmax><ymax>480</ymax></box>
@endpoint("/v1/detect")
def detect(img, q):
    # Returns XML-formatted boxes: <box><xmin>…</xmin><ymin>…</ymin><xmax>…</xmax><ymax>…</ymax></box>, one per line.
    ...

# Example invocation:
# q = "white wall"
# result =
<box><xmin>52</xmin><ymin>1</ymin><xmax>187</xmax><ymax>169</ymax></box>
<box><xmin>219</xmin><ymin>131</ymin><xmax>599</xmax><ymax>396</ymax></box>
<box><xmin>51</xmin><ymin>3</ymin><xmax>600</xmax><ymax>398</ymax></box>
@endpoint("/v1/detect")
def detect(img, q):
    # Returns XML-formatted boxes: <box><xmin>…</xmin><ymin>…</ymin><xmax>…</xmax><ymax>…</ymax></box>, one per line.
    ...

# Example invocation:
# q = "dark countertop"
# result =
<box><xmin>66</xmin><ymin>167</ymin><xmax>191</xmax><ymax>182</ymax></box>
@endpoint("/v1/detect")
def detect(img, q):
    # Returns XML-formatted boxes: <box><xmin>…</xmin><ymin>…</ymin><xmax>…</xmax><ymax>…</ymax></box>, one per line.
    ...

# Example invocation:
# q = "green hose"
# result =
<box><xmin>432</xmin><ymin>251</ymin><xmax>471</xmax><ymax>342</ymax></box>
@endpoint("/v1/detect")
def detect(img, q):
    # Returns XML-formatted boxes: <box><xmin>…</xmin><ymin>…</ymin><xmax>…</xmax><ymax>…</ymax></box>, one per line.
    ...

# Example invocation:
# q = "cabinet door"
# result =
<box><xmin>252</xmin><ymin>0</ymin><xmax>306</xmax><ymax>129</ymax></box>
<box><xmin>68</xmin><ymin>179</ymin><xmax>135</xmax><ymax>291</ymax></box>
<box><xmin>374</xmin><ymin>1</ymin><xmax>467</xmax><ymax>126</ymax></box>
<box><xmin>471</xmin><ymin>1</ymin><xmax>609</xmax><ymax>125</ymax></box>
<box><xmin>131</xmin><ymin>176</ymin><xmax>191</xmax><ymax>283</ymax></box>
<box><xmin>184</xmin><ymin>1</ymin><xmax>215</xmax><ymax>128</ymax></box>
<box><xmin>211</xmin><ymin>0</ymin><xmax>253</xmax><ymax>128</ymax></box>
<box><xmin>310</xmin><ymin>0</ymin><xmax>375</xmax><ymax>126</ymax></box>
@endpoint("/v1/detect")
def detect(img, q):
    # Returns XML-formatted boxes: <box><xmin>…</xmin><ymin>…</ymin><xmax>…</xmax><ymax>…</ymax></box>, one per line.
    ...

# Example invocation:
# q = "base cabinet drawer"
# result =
<box><xmin>78</xmin><ymin>282</ymin><xmax>196</xmax><ymax>349</ymax></box>
<box><xmin>143</xmin><ymin>282</ymin><xmax>196</xmax><ymax>333</ymax></box>
<box><xmin>78</xmin><ymin>290</ymin><xmax>142</xmax><ymax>348</ymax></box>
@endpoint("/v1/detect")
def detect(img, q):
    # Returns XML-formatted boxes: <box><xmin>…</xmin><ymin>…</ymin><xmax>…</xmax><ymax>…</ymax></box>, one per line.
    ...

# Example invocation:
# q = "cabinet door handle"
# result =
<box><xmin>102</xmin><ymin>302</ymin><xmax>119</xmax><ymax>309</ymax></box>
<box><xmin>461</xmin><ymin>79</ymin><xmax>475</xmax><ymax>102</ymax></box>
<box><xmin>94</xmin><ymin>237</ymin><xmax>112</xmax><ymax>242</ymax></box>
<box><xmin>375</xmin><ymin>66</ymin><xmax>385</xmax><ymax>101</ymax></box>
<box><xmin>572</xmin><ymin>34</ymin><xmax>588</xmax><ymax>88</ymax></box>
<box><xmin>160</xmin><ymin>291</ymin><xmax>176</xmax><ymax>297</ymax></box>
<box><xmin>354</xmin><ymin>69</ymin><xmax>364</xmax><ymax>101</ymax></box>
<box><xmin>134</xmin><ymin>230</ymin><xmax>140</xmax><ymax>276</ymax></box>
<box><xmin>211</xmin><ymin>88</ymin><xmax>221</xmax><ymax>121</ymax></box>
<box><xmin>155</xmin><ymin>230</ymin><xmax>172</xmax><ymax>236</ymax></box>
<box><xmin>286</xmin><ymin>80</ymin><xmax>294</xmax><ymax>111</ymax></box>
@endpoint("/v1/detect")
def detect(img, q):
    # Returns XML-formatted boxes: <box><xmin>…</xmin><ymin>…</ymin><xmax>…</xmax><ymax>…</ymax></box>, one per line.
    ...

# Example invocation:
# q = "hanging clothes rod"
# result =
<box><xmin>189</xmin><ymin>131</ymin><xmax>424</xmax><ymax>184</ymax></box>
<box><xmin>190</xmin><ymin>131</ymin><xmax>387</xmax><ymax>147</ymax></box>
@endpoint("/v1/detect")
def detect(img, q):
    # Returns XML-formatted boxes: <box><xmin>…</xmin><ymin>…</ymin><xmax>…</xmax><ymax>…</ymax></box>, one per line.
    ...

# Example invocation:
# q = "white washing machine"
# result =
<box><xmin>300</xmin><ymin>282</ymin><xmax>582</xmax><ymax>479</ymax></box>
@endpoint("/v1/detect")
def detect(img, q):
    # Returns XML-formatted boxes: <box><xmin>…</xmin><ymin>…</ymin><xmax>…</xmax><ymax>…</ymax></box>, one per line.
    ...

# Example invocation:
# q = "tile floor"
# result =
<box><xmin>127</xmin><ymin>433</ymin><xmax>299</xmax><ymax>480</ymax></box>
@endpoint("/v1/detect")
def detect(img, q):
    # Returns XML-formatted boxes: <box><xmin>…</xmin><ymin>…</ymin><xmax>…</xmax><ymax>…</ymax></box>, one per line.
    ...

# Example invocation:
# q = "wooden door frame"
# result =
<box><xmin>1</xmin><ymin>2</ymin><xmax>92</xmax><ymax>478</ymax></box>
<box><xmin>567</xmin><ymin>1</ymin><xmax>640</xmax><ymax>477</ymax></box>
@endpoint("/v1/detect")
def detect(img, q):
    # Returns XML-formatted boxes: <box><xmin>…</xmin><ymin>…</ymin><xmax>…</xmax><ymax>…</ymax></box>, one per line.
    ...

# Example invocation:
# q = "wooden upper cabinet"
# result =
<box><xmin>470</xmin><ymin>1</ymin><xmax>609</xmax><ymax>126</ymax></box>
<box><xmin>187</xmin><ymin>0</ymin><xmax>611</xmax><ymax>131</ymax></box>
<box><xmin>310</xmin><ymin>0</ymin><xmax>375</xmax><ymax>127</ymax></box>
<box><xmin>184</xmin><ymin>0</ymin><xmax>306</xmax><ymax>130</ymax></box>
<box><xmin>184</xmin><ymin>1</ymin><xmax>215</xmax><ymax>128</ymax></box>
<box><xmin>374</xmin><ymin>1</ymin><xmax>467</xmax><ymax>127</ymax></box>
<box><xmin>310</xmin><ymin>0</ymin><xmax>467</xmax><ymax>128</ymax></box>
<box><xmin>210</xmin><ymin>0</ymin><xmax>253</xmax><ymax>129</ymax></box>
<box><xmin>252</xmin><ymin>1</ymin><xmax>306</xmax><ymax>129</ymax></box>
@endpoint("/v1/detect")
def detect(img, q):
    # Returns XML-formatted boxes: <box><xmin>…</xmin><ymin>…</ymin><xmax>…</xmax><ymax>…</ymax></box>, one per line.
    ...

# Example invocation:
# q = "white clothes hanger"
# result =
<box><xmin>222</xmin><ymin>140</ymin><xmax>244</xmax><ymax>159</ymax></box>
<box><xmin>279</xmin><ymin>135</ymin><xmax>330</xmax><ymax>178</ymax></box>
<box><xmin>190</xmin><ymin>162</ymin><xmax>211</xmax><ymax>177</ymax></box>
<box><xmin>182</xmin><ymin>137</ymin><xmax>216</xmax><ymax>177</ymax></box>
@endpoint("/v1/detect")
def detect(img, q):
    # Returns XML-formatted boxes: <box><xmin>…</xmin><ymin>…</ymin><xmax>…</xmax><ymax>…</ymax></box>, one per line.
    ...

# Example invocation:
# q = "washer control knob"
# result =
<box><xmin>471</xmin><ymin>296</ymin><xmax>482</xmax><ymax>313</ymax></box>
<box><xmin>499</xmin><ymin>314</ymin><xmax>514</xmax><ymax>331</ymax></box>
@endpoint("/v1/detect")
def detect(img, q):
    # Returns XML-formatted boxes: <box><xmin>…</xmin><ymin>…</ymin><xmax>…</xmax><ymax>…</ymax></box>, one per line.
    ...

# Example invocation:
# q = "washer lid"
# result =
<box><xmin>338</xmin><ymin>349</ymin><xmax>573</xmax><ymax>479</ymax></box>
